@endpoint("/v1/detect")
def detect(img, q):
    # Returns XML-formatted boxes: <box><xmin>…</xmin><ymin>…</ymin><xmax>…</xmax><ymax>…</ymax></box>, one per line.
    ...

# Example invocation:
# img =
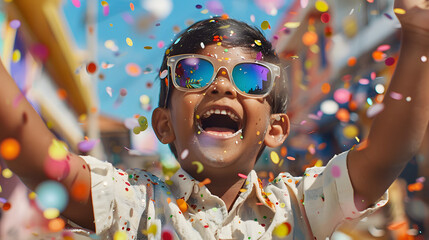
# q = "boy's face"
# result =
<box><xmin>153</xmin><ymin>44</ymin><xmax>289</xmax><ymax>176</ymax></box>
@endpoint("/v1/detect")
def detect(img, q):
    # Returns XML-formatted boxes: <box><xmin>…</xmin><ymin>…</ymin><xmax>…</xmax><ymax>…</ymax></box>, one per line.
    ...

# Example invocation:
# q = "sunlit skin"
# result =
<box><xmin>152</xmin><ymin>45</ymin><xmax>289</xmax><ymax>208</ymax></box>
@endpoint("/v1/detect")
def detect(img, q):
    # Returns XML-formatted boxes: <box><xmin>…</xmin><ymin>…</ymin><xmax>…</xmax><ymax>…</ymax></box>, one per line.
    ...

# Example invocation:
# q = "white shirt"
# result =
<box><xmin>82</xmin><ymin>151</ymin><xmax>388</xmax><ymax>239</ymax></box>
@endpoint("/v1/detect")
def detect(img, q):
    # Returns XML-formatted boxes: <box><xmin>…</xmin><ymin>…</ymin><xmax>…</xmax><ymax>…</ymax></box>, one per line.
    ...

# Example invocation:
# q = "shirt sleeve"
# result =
<box><xmin>81</xmin><ymin>155</ymin><xmax>148</xmax><ymax>239</ymax></box>
<box><xmin>296</xmin><ymin>150</ymin><xmax>388</xmax><ymax>238</ymax></box>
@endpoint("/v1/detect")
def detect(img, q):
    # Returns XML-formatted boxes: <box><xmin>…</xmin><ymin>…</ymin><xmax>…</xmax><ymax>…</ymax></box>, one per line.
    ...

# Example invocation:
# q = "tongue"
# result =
<box><xmin>205</xmin><ymin>127</ymin><xmax>235</xmax><ymax>134</ymax></box>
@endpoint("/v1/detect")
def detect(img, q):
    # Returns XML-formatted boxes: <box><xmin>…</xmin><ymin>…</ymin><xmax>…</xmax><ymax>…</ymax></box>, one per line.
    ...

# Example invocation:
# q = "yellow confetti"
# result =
<box><xmin>113</xmin><ymin>231</ymin><xmax>127</xmax><ymax>240</ymax></box>
<box><xmin>12</xmin><ymin>50</ymin><xmax>21</xmax><ymax>63</ymax></box>
<box><xmin>254</xmin><ymin>40</ymin><xmax>262</xmax><ymax>46</ymax></box>
<box><xmin>29</xmin><ymin>192</ymin><xmax>37</xmax><ymax>200</ymax></box>
<box><xmin>270</xmin><ymin>151</ymin><xmax>280</xmax><ymax>164</ymax></box>
<box><xmin>126</xmin><ymin>37</ymin><xmax>133</xmax><ymax>46</ymax></box>
<box><xmin>393</xmin><ymin>8</ymin><xmax>406</xmax><ymax>15</ymax></box>
<box><xmin>273</xmin><ymin>222</ymin><xmax>291</xmax><ymax>237</ymax></box>
<box><xmin>239</xmin><ymin>189</ymin><xmax>247</xmax><ymax>192</ymax></box>
<box><xmin>315</xmin><ymin>159</ymin><xmax>323</xmax><ymax>167</ymax></box>
<box><xmin>261</xmin><ymin>21</ymin><xmax>270</xmax><ymax>30</ymax></box>
<box><xmin>355</xmin><ymin>136</ymin><xmax>360</xmax><ymax>142</ymax></box>
<box><xmin>142</xmin><ymin>223</ymin><xmax>157</xmax><ymax>236</ymax></box>
<box><xmin>2</xmin><ymin>168</ymin><xmax>13</xmax><ymax>178</ymax></box>
<box><xmin>192</xmin><ymin>161</ymin><xmax>204</xmax><ymax>173</ymax></box>
<box><xmin>315</xmin><ymin>0</ymin><xmax>329</xmax><ymax>12</ymax></box>
<box><xmin>101</xmin><ymin>1</ymin><xmax>108</xmax><ymax>7</ymax></box>
<box><xmin>43</xmin><ymin>208</ymin><xmax>60</xmax><ymax>219</ymax></box>
<box><xmin>48</xmin><ymin>139</ymin><xmax>68</xmax><ymax>160</ymax></box>
<box><xmin>343</xmin><ymin>125</ymin><xmax>359</xmax><ymax>139</ymax></box>
<box><xmin>201</xmin><ymin>9</ymin><xmax>209</xmax><ymax>14</ymax></box>
<box><xmin>284</xmin><ymin>22</ymin><xmax>300</xmax><ymax>28</ymax></box>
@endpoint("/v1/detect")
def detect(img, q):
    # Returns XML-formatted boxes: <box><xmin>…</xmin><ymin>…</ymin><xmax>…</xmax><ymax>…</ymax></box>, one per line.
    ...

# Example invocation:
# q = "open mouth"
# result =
<box><xmin>197</xmin><ymin>108</ymin><xmax>242</xmax><ymax>137</ymax></box>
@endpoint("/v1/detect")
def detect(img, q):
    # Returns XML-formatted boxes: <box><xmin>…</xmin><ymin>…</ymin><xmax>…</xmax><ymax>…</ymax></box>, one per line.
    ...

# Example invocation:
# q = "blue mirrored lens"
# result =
<box><xmin>232</xmin><ymin>63</ymin><xmax>271</xmax><ymax>95</ymax></box>
<box><xmin>175</xmin><ymin>58</ymin><xmax>214</xmax><ymax>89</ymax></box>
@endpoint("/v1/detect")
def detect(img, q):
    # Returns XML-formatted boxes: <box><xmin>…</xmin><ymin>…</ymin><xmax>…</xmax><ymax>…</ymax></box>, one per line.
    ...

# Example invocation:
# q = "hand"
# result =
<box><xmin>394</xmin><ymin>0</ymin><xmax>429</xmax><ymax>34</ymax></box>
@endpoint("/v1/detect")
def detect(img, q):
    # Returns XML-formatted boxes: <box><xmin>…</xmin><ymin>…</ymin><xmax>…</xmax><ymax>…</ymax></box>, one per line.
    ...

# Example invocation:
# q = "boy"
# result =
<box><xmin>1</xmin><ymin>0</ymin><xmax>429</xmax><ymax>239</ymax></box>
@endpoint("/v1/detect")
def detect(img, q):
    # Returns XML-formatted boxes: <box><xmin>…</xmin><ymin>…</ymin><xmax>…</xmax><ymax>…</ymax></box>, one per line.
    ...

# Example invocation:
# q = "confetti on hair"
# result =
<box><xmin>261</xmin><ymin>21</ymin><xmax>270</xmax><ymax>30</ymax></box>
<box><xmin>254</xmin><ymin>40</ymin><xmax>262</xmax><ymax>46</ymax></box>
<box><xmin>256</xmin><ymin>51</ymin><xmax>263</xmax><ymax>60</ymax></box>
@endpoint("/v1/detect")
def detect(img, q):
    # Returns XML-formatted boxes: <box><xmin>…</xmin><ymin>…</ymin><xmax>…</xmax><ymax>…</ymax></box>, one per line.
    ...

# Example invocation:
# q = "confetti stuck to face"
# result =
<box><xmin>180</xmin><ymin>149</ymin><xmax>189</xmax><ymax>160</ymax></box>
<box><xmin>35</xmin><ymin>180</ymin><xmax>68</xmax><ymax>212</ymax></box>
<box><xmin>71</xmin><ymin>0</ymin><xmax>81</xmax><ymax>8</ymax></box>
<box><xmin>270</xmin><ymin>151</ymin><xmax>280</xmax><ymax>164</ymax></box>
<box><xmin>0</xmin><ymin>138</ymin><xmax>20</xmax><ymax>160</ymax></box>
<box><xmin>126</xmin><ymin>37</ymin><xmax>133</xmax><ymax>46</ymax></box>
<box><xmin>192</xmin><ymin>161</ymin><xmax>204</xmax><ymax>174</ymax></box>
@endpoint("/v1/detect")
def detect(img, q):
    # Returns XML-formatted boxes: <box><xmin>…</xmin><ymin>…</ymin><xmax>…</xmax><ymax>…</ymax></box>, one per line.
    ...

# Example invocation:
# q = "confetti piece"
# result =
<box><xmin>347</xmin><ymin>57</ymin><xmax>357</xmax><ymax>66</ymax></box>
<box><xmin>333</xmin><ymin>88</ymin><xmax>351</xmax><ymax>104</ymax></box>
<box><xmin>320</xmin><ymin>100</ymin><xmax>339</xmax><ymax>115</ymax></box>
<box><xmin>71</xmin><ymin>181</ymin><xmax>89</xmax><ymax>201</ymax></box>
<box><xmin>321</xmin><ymin>13</ymin><xmax>330</xmax><ymax>23</ymax></box>
<box><xmin>113</xmin><ymin>231</ymin><xmax>127</xmax><ymax>240</ymax></box>
<box><xmin>144</xmin><ymin>46</ymin><xmax>152</xmax><ymax>50</ymax></box>
<box><xmin>2</xmin><ymin>168</ymin><xmax>12</xmax><ymax>178</ymax></box>
<box><xmin>161</xmin><ymin>227</ymin><xmax>174</xmax><ymax>240</ymax></box>
<box><xmin>103</xmin><ymin>5</ymin><xmax>109</xmax><ymax>16</ymax></box>
<box><xmin>385</xmin><ymin>57</ymin><xmax>395</xmax><ymax>66</ymax></box>
<box><xmin>254</xmin><ymin>40</ymin><xmax>262</xmax><ymax>46</ymax></box>
<box><xmin>106</xmin><ymin>87</ymin><xmax>113</xmax><ymax>97</ymax></box>
<box><xmin>126</xmin><ymin>37</ymin><xmax>133</xmax><ymax>46</ymax></box>
<box><xmin>119</xmin><ymin>88</ymin><xmax>127</xmax><ymax>97</ymax></box>
<box><xmin>302</xmin><ymin>31</ymin><xmax>318</xmax><ymax>46</ymax></box>
<box><xmin>421</xmin><ymin>56</ymin><xmax>427</xmax><ymax>62</ymax></box>
<box><xmin>280</xmin><ymin>146</ymin><xmax>287</xmax><ymax>157</ymax></box>
<box><xmin>140</xmin><ymin>95</ymin><xmax>150</xmax><ymax>105</ymax></box>
<box><xmin>160</xmin><ymin>69</ymin><xmax>168</xmax><ymax>79</ymax></box>
<box><xmin>238</xmin><ymin>173</ymin><xmax>247</xmax><ymax>179</ymax></box>
<box><xmin>192</xmin><ymin>161</ymin><xmax>204</xmax><ymax>173</ymax></box>
<box><xmin>389</xmin><ymin>91</ymin><xmax>403</xmax><ymax>100</ymax></box>
<box><xmin>408</xmin><ymin>182</ymin><xmax>423</xmax><ymax>192</ymax></box>
<box><xmin>86</xmin><ymin>62</ymin><xmax>97</xmax><ymax>74</ymax></box>
<box><xmin>273</xmin><ymin>222</ymin><xmax>291</xmax><ymax>237</ymax></box>
<box><xmin>198</xmin><ymin>178</ymin><xmax>211</xmax><ymax>187</ymax></box>
<box><xmin>239</xmin><ymin>189</ymin><xmax>247</xmax><ymax>192</ymax></box>
<box><xmin>343</xmin><ymin>125</ymin><xmax>359</xmax><ymax>139</ymax></box>
<box><xmin>367</xmin><ymin>103</ymin><xmax>384</xmax><ymax>118</ymax></box>
<box><xmin>48</xmin><ymin>139</ymin><xmax>68</xmax><ymax>160</ymax></box>
<box><xmin>125</xmin><ymin>63</ymin><xmax>142</xmax><ymax>77</ymax></box>
<box><xmin>321</xmin><ymin>83</ymin><xmax>330</xmax><ymax>94</ymax></box>
<box><xmin>48</xmin><ymin>218</ymin><xmax>65</xmax><ymax>232</ymax></box>
<box><xmin>384</xmin><ymin>13</ymin><xmax>393</xmax><ymax>20</ymax></box>
<box><xmin>157</xmin><ymin>40</ymin><xmax>165</xmax><ymax>48</ymax></box>
<box><xmin>130</xmin><ymin>2</ymin><xmax>134</xmax><ymax>11</ymax></box>
<box><xmin>101</xmin><ymin>1</ymin><xmax>108</xmax><ymax>6</ymax></box>
<box><xmin>284</xmin><ymin>22</ymin><xmax>300</xmax><ymax>28</ymax></box>
<box><xmin>43</xmin><ymin>208</ymin><xmax>60</xmax><ymax>219</ymax></box>
<box><xmin>250</xmin><ymin>14</ymin><xmax>255</xmax><ymax>22</ymax></box>
<box><xmin>336</xmin><ymin>108</ymin><xmax>350</xmax><ymax>122</ymax></box>
<box><xmin>44</xmin><ymin>157</ymin><xmax>70</xmax><ymax>180</ymax></box>
<box><xmin>196</xmin><ymin>4</ymin><xmax>202</xmax><ymax>9</ymax></box>
<box><xmin>393</xmin><ymin>8</ymin><xmax>406</xmax><ymax>15</ymax></box>
<box><xmin>315</xmin><ymin>0</ymin><xmax>329</xmax><ymax>12</ymax></box>
<box><xmin>377</xmin><ymin>44</ymin><xmax>390</xmax><ymax>52</ymax></box>
<box><xmin>331</xmin><ymin>165</ymin><xmax>341</xmax><ymax>178</ymax></box>
<box><xmin>71</xmin><ymin>0</ymin><xmax>81</xmax><ymax>8</ymax></box>
<box><xmin>181</xmin><ymin>149</ymin><xmax>189</xmax><ymax>160</ymax></box>
<box><xmin>206</xmin><ymin>0</ymin><xmax>224</xmax><ymax>15</ymax></box>
<box><xmin>261</xmin><ymin>21</ymin><xmax>270</xmax><ymax>30</ymax></box>
<box><xmin>78</xmin><ymin>139</ymin><xmax>99</xmax><ymax>152</ymax></box>
<box><xmin>9</xmin><ymin>19</ymin><xmax>20</xmax><ymax>29</ymax></box>
<box><xmin>176</xmin><ymin>199</ymin><xmax>188</xmax><ymax>212</ymax></box>
<box><xmin>387</xmin><ymin>220</ymin><xmax>407</xmax><ymax>230</ymax></box>
<box><xmin>300</xmin><ymin>0</ymin><xmax>308</xmax><ymax>8</ymax></box>
<box><xmin>35</xmin><ymin>181</ymin><xmax>68</xmax><ymax>212</ymax></box>
<box><xmin>286</xmin><ymin>156</ymin><xmax>295</xmax><ymax>161</ymax></box>
<box><xmin>270</xmin><ymin>151</ymin><xmax>280</xmax><ymax>164</ymax></box>
<box><xmin>0</xmin><ymin>138</ymin><xmax>20</xmax><ymax>160</ymax></box>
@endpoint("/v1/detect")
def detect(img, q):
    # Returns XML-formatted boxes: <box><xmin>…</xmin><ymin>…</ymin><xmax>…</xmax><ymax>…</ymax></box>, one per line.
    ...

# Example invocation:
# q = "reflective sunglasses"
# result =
<box><xmin>166</xmin><ymin>54</ymin><xmax>280</xmax><ymax>99</ymax></box>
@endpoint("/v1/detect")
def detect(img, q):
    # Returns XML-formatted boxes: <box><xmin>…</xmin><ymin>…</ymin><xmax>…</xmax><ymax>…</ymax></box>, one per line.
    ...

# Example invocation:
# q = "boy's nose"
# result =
<box><xmin>207</xmin><ymin>67</ymin><xmax>237</xmax><ymax>98</ymax></box>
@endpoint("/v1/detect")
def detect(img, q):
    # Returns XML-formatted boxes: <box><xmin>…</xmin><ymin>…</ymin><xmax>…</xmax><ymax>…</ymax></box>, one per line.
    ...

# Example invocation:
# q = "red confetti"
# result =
<box><xmin>86</xmin><ymin>62</ymin><xmax>97</xmax><ymax>74</ymax></box>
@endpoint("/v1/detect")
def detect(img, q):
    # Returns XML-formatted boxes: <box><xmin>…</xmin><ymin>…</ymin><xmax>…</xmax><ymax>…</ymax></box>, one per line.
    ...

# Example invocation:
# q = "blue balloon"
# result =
<box><xmin>35</xmin><ymin>180</ymin><xmax>68</xmax><ymax>212</ymax></box>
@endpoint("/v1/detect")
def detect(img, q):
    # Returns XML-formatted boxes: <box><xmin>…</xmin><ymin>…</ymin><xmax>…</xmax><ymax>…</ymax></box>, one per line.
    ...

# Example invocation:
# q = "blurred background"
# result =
<box><xmin>0</xmin><ymin>0</ymin><xmax>427</xmax><ymax>239</ymax></box>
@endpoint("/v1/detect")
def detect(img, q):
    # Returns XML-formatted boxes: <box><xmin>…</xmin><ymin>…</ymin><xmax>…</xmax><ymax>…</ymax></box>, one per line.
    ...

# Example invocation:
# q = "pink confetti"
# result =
<box><xmin>238</xmin><ymin>173</ymin><xmax>247</xmax><ymax>179</ymax></box>
<box><xmin>71</xmin><ymin>0</ymin><xmax>81</xmax><ymax>8</ymax></box>
<box><xmin>416</xmin><ymin>177</ymin><xmax>426</xmax><ymax>183</ymax></box>
<box><xmin>286</xmin><ymin>156</ymin><xmax>295</xmax><ymax>161</ymax></box>
<box><xmin>390</xmin><ymin>91</ymin><xmax>403</xmax><ymax>100</ymax></box>
<box><xmin>377</xmin><ymin>44</ymin><xmax>391</xmax><ymax>52</ymax></box>
<box><xmin>366</xmin><ymin>103</ymin><xmax>384</xmax><ymax>118</ymax></box>
<box><xmin>331</xmin><ymin>165</ymin><xmax>341</xmax><ymax>178</ymax></box>
<box><xmin>333</xmin><ymin>88</ymin><xmax>351</xmax><ymax>104</ymax></box>
<box><xmin>358</xmin><ymin>78</ymin><xmax>369</xmax><ymax>85</ymax></box>
<box><xmin>256</xmin><ymin>52</ymin><xmax>263</xmax><ymax>60</ymax></box>
<box><xmin>370</xmin><ymin>72</ymin><xmax>376</xmax><ymax>80</ymax></box>
<box><xmin>160</xmin><ymin>70</ymin><xmax>168</xmax><ymax>79</ymax></box>
<box><xmin>300</xmin><ymin>0</ymin><xmax>308</xmax><ymax>8</ymax></box>
<box><xmin>206</xmin><ymin>0</ymin><xmax>224</xmax><ymax>15</ymax></box>
<box><xmin>103</xmin><ymin>5</ymin><xmax>109</xmax><ymax>16</ymax></box>
<box><xmin>157</xmin><ymin>41</ymin><xmax>165</xmax><ymax>48</ymax></box>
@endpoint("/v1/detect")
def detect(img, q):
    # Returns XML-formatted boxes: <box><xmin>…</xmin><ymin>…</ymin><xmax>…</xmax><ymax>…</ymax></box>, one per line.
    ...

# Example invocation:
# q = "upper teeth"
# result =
<box><xmin>201</xmin><ymin>109</ymin><xmax>240</xmax><ymax>121</ymax></box>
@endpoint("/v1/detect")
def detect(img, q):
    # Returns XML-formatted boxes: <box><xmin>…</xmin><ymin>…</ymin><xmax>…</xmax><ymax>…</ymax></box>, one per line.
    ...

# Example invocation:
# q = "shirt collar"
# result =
<box><xmin>169</xmin><ymin>168</ymin><xmax>276</xmax><ymax>212</ymax></box>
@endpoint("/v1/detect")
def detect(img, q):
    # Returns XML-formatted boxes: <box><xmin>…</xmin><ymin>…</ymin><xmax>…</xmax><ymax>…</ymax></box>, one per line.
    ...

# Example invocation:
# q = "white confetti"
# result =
<box><xmin>367</xmin><ymin>103</ymin><xmax>384</xmax><ymax>118</ymax></box>
<box><xmin>200</xmin><ymin>42</ymin><xmax>205</xmax><ymax>49</ymax></box>
<box><xmin>421</xmin><ymin>56</ymin><xmax>427</xmax><ymax>62</ymax></box>
<box><xmin>180</xmin><ymin>149</ymin><xmax>189</xmax><ymax>160</ymax></box>
<box><xmin>106</xmin><ymin>87</ymin><xmax>113</xmax><ymax>97</ymax></box>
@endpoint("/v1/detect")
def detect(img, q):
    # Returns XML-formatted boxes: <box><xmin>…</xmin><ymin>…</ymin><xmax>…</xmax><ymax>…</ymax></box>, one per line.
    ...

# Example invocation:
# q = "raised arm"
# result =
<box><xmin>348</xmin><ymin>0</ymin><xmax>429</xmax><ymax>210</ymax></box>
<box><xmin>0</xmin><ymin>60</ymin><xmax>95</xmax><ymax>230</ymax></box>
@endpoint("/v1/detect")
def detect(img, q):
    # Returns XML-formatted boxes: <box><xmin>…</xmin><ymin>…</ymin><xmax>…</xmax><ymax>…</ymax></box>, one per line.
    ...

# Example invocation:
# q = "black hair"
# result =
<box><xmin>157</xmin><ymin>17</ymin><xmax>288</xmax><ymax>158</ymax></box>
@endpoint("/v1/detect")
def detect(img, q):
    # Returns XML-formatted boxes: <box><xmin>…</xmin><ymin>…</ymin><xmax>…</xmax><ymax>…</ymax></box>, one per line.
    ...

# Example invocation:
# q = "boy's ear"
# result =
<box><xmin>152</xmin><ymin>107</ymin><xmax>175</xmax><ymax>144</ymax></box>
<box><xmin>264</xmin><ymin>113</ymin><xmax>290</xmax><ymax>148</ymax></box>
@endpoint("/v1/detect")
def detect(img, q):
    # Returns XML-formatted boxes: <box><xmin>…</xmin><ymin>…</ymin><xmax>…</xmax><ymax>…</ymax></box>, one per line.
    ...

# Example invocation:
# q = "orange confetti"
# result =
<box><xmin>347</xmin><ymin>57</ymin><xmax>357</xmax><ymax>67</ymax></box>
<box><xmin>48</xmin><ymin>218</ymin><xmax>65</xmax><ymax>232</ymax></box>
<box><xmin>130</xmin><ymin>3</ymin><xmax>134</xmax><ymax>11</ymax></box>
<box><xmin>336</xmin><ymin>108</ymin><xmax>350</xmax><ymax>122</ymax></box>
<box><xmin>198</xmin><ymin>178</ymin><xmax>211</xmax><ymax>187</ymax></box>
<box><xmin>408</xmin><ymin>182</ymin><xmax>423</xmax><ymax>192</ymax></box>
<box><xmin>57</xmin><ymin>89</ymin><xmax>67</xmax><ymax>100</ymax></box>
<box><xmin>221</xmin><ymin>14</ymin><xmax>229</xmax><ymax>19</ymax></box>
<box><xmin>0</xmin><ymin>138</ymin><xmax>20</xmax><ymax>160</ymax></box>
<box><xmin>280</xmin><ymin>146</ymin><xmax>287</xmax><ymax>157</ymax></box>
<box><xmin>372</xmin><ymin>51</ymin><xmax>384</xmax><ymax>61</ymax></box>
<box><xmin>166</xmin><ymin>198</ymin><xmax>171</xmax><ymax>204</ymax></box>
<box><xmin>286</xmin><ymin>156</ymin><xmax>295</xmax><ymax>161</ymax></box>
<box><xmin>176</xmin><ymin>198</ymin><xmax>188</xmax><ymax>212</ymax></box>
<box><xmin>71</xmin><ymin>181</ymin><xmax>89</xmax><ymax>201</ymax></box>
<box><xmin>321</xmin><ymin>83</ymin><xmax>330</xmax><ymax>94</ymax></box>
<box><xmin>302</xmin><ymin>31</ymin><xmax>318</xmax><ymax>46</ymax></box>
<box><xmin>2</xmin><ymin>202</ymin><xmax>11</xmax><ymax>211</ymax></box>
